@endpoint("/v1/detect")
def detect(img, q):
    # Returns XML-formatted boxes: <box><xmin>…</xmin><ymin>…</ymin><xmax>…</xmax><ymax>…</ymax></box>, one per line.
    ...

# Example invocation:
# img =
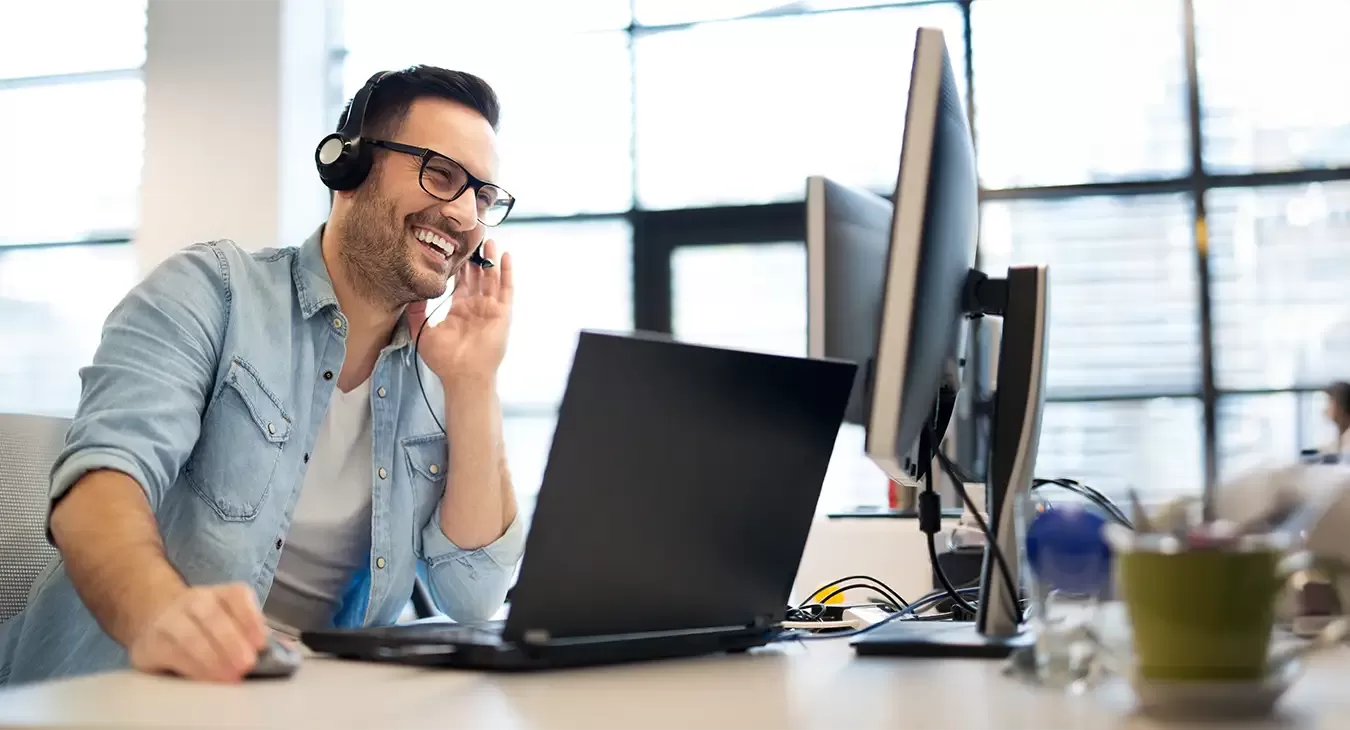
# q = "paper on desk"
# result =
<box><xmin>1212</xmin><ymin>461</ymin><xmax>1350</xmax><ymax>614</ymax></box>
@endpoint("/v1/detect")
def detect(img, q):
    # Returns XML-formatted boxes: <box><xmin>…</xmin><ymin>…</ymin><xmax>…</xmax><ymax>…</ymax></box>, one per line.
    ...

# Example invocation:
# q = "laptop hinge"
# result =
<box><xmin>514</xmin><ymin>623</ymin><xmax>767</xmax><ymax>648</ymax></box>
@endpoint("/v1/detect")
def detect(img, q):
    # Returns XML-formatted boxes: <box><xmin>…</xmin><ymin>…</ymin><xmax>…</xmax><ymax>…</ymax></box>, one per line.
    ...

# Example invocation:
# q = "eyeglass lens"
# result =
<box><xmin>420</xmin><ymin>156</ymin><xmax>512</xmax><ymax>226</ymax></box>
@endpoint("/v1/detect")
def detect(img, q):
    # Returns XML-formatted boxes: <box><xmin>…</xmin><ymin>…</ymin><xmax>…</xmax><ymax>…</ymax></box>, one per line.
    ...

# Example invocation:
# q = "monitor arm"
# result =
<box><xmin>962</xmin><ymin>268</ymin><xmax>1010</xmax><ymax>319</ymax></box>
<box><xmin>967</xmin><ymin>265</ymin><xmax>1050</xmax><ymax>639</ymax></box>
<box><xmin>850</xmin><ymin>265</ymin><xmax>1049</xmax><ymax>659</ymax></box>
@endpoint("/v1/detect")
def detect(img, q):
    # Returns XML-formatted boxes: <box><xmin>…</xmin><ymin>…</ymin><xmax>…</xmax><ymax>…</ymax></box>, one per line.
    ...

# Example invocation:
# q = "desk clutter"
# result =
<box><xmin>1029</xmin><ymin>462</ymin><xmax>1350</xmax><ymax>719</ymax></box>
<box><xmin>776</xmin><ymin>462</ymin><xmax>1350</xmax><ymax>721</ymax></box>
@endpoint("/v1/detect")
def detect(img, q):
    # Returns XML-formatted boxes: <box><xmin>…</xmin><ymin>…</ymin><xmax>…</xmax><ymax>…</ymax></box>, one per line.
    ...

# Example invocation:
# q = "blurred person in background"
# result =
<box><xmin>1324</xmin><ymin>380</ymin><xmax>1350</xmax><ymax>453</ymax></box>
<box><xmin>0</xmin><ymin>65</ymin><xmax>522</xmax><ymax>686</ymax></box>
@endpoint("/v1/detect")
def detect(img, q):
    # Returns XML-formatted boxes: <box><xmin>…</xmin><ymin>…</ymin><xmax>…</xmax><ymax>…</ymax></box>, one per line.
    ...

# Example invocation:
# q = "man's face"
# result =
<box><xmin>338</xmin><ymin>97</ymin><xmax>500</xmax><ymax>305</ymax></box>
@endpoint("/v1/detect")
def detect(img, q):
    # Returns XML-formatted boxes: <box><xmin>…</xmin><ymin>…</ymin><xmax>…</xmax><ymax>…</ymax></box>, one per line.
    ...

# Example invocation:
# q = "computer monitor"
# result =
<box><xmin>805</xmin><ymin>27</ymin><xmax>1049</xmax><ymax>658</ymax></box>
<box><xmin>806</xmin><ymin>177</ymin><xmax>893</xmax><ymax>428</ymax></box>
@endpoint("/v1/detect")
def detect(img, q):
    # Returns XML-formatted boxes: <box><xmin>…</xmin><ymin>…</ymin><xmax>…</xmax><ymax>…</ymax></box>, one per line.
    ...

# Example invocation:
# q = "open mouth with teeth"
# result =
<box><xmin>413</xmin><ymin>227</ymin><xmax>456</xmax><ymax>261</ymax></box>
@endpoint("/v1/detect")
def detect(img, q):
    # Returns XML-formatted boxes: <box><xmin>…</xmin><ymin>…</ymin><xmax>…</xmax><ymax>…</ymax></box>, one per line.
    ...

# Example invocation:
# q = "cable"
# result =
<box><xmin>933</xmin><ymin>443</ymin><xmax>1021</xmax><ymax>625</ymax></box>
<box><xmin>798</xmin><ymin>575</ymin><xmax>908</xmax><ymax>610</ymax></box>
<box><xmin>413</xmin><ymin>260</ymin><xmax>478</xmax><ymax>436</ymax></box>
<box><xmin>414</xmin><ymin>315</ymin><xmax>447</xmax><ymax>435</ymax></box>
<box><xmin>775</xmin><ymin>587</ymin><xmax>980</xmax><ymax>642</ymax></box>
<box><xmin>916</xmin><ymin>442</ymin><xmax>979</xmax><ymax>623</ymax></box>
<box><xmin>1032</xmin><ymin>478</ymin><xmax>1133</xmax><ymax>528</ymax></box>
<box><xmin>940</xmin><ymin>449</ymin><xmax>1130</xmax><ymax>530</ymax></box>
<box><xmin>803</xmin><ymin>583</ymin><xmax>904</xmax><ymax>612</ymax></box>
<box><xmin>927</xmin><ymin>527</ymin><xmax>978</xmax><ymax>615</ymax></box>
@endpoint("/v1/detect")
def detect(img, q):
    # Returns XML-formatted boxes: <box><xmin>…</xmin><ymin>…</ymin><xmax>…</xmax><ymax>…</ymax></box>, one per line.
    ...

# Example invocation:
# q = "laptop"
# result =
<box><xmin>301</xmin><ymin>330</ymin><xmax>857</xmax><ymax>670</ymax></box>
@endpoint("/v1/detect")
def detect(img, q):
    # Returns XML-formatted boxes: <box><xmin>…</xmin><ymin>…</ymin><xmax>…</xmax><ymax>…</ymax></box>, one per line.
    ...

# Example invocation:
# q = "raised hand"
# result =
<box><xmin>406</xmin><ymin>238</ymin><xmax>513</xmax><ymax>387</ymax></box>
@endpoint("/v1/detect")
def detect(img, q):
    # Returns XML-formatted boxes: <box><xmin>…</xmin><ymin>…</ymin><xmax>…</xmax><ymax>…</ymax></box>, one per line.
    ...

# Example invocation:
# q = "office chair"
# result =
<box><xmin>0</xmin><ymin>413</ymin><xmax>68</xmax><ymax>622</ymax></box>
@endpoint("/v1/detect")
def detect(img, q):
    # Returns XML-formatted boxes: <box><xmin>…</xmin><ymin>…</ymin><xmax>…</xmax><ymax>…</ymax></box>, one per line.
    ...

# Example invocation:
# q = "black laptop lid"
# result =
<box><xmin>504</xmin><ymin>331</ymin><xmax>857</xmax><ymax>643</ymax></box>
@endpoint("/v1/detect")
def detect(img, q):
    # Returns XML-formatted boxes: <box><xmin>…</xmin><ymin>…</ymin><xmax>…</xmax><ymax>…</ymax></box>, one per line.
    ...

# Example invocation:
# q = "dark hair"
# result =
<box><xmin>1329</xmin><ymin>381</ymin><xmax>1350</xmax><ymax>418</ymax></box>
<box><xmin>336</xmin><ymin>64</ymin><xmax>501</xmax><ymax>137</ymax></box>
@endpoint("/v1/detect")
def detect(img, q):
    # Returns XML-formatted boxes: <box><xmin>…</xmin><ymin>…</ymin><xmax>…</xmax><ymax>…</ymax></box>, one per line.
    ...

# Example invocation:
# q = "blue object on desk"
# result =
<box><xmin>1025</xmin><ymin>506</ymin><xmax>1111</xmax><ymax>595</ymax></box>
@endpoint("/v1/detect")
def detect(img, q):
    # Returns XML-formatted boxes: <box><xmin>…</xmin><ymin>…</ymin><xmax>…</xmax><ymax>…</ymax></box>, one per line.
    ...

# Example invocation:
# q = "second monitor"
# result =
<box><xmin>804</xmin><ymin>26</ymin><xmax>1050</xmax><ymax>658</ymax></box>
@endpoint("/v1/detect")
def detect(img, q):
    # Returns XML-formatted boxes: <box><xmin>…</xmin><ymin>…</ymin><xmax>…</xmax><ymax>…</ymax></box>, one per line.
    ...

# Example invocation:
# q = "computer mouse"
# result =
<box><xmin>245</xmin><ymin>634</ymin><xmax>302</xmax><ymax>679</ymax></box>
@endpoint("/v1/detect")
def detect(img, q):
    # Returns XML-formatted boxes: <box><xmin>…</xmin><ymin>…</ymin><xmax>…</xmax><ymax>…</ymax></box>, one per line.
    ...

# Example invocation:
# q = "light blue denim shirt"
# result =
<box><xmin>0</xmin><ymin>226</ymin><xmax>525</xmax><ymax>685</ymax></box>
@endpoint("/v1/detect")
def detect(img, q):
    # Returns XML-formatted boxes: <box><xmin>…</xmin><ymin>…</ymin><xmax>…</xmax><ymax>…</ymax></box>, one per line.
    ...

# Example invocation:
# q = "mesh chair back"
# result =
<box><xmin>0</xmin><ymin>413</ymin><xmax>68</xmax><ymax>621</ymax></box>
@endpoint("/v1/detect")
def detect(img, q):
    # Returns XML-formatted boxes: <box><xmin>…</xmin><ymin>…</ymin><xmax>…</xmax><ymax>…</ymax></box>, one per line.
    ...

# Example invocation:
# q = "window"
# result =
<box><xmin>1036</xmin><ymin>399</ymin><xmax>1205</xmax><ymax>502</ymax></box>
<box><xmin>335</xmin><ymin>0</ymin><xmax>1350</xmax><ymax>517</ymax></box>
<box><xmin>498</xmin><ymin>219</ymin><xmax>632</xmax><ymax>510</ymax></box>
<box><xmin>0</xmin><ymin>78</ymin><xmax>146</xmax><ymax>245</ymax></box>
<box><xmin>0</xmin><ymin>246</ymin><xmax>141</xmax><ymax>416</ymax></box>
<box><xmin>971</xmin><ymin>0</ymin><xmax>1190</xmax><ymax>189</ymax></box>
<box><xmin>1209</xmin><ymin>182</ymin><xmax>1350</xmax><ymax>391</ymax></box>
<box><xmin>671</xmin><ymin>243</ymin><xmax>806</xmax><ymax>357</ymax></box>
<box><xmin>634</xmin><ymin>0</ymin><xmax>913</xmax><ymax>27</ymax></box>
<box><xmin>979</xmin><ymin>194</ymin><xmax>1200</xmax><ymax>397</ymax></box>
<box><xmin>669</xmin><ymin>241</ymin><xmax>888</xmax><ymax>512</ymax></box>
<box><xmin>501</xmin><ymin>413</ymin><xmax>562</xmax><ymax>524</ymax></box>
<box><xmin>978</xmin><ymin>193</ymin><xmax>1204</xmax><ymax>503</ymax></box>
<box><xmin>340</xmin><ymin>2</ymin><xmax>633</xmax><ymax>218</ymax></box>
<box><xmin>343</xmin><ymin>0</ymin><xmax>629</xmax><ymax>36</ymax></box>
<box><xmin>0</xmin><ymin>0</ymin><xmax>146</xmax><ymax>78</ymax></box>
<box><xmin>1195</xmin><ymin>0</ymin><xmax>1350</xmax><ymax>173</ymax></box>
<box><xmin>495</xmin><ymin>219</ymin><xmax>633</xmax><ymax>410</ymax></box>
<box><xmin>415</xmin><ymin>218</ymin><xmax>631</xmax><ymax>517</ymax></box>
<box><xmin>0</xmin><ymin>1</ymin><xmax>147</xmax><ymax>418</ymax></box>
<box><xmin>634</xmin><ymin>3</ymin><xmax>966</xmax><ymax>209</ymax></box>
<box><xmin>1218</xmin><ymin>392</ymin><xmax>1332</xmax><ymax>481</ymax></box>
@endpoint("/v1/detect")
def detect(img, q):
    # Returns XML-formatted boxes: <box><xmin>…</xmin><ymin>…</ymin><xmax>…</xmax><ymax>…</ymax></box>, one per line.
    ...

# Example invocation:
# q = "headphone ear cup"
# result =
<box><xmin>315</xmin><ymin>134</ymin><xmax>374</xmax><ymax>191</ymax></box>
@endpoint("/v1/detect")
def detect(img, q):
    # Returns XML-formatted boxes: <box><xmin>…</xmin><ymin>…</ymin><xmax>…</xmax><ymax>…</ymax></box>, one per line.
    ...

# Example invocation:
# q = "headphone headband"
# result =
<box><xmin>340</xmin><ymin>70</ymin><xmax>392</xmax><ymax>141</ymax></box>
<box><xmin>316</xmin><ymin>69</ymin><xmax>396</xmax><ymax>191</ymax></box>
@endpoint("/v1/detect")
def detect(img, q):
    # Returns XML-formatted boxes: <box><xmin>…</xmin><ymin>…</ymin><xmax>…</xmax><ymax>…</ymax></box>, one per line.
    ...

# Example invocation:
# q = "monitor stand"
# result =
<box><xmin>852</xmin><ymin>620</ymin><xmax>1031</xmax><ymax>658</ymax></box>
<box><xmin>852</xmin><ymin>265</ymin><xmax>1049</xmax><ymax>659</ymax></box>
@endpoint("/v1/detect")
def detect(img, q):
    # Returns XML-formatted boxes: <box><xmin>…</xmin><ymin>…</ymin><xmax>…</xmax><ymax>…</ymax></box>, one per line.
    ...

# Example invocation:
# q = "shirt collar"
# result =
<box><xmin>293</xmin><ymin>225</ymin><xmax>338</xmax><ymax>319</ymax></box>
<box><xmin>292</xmin><ymin>224</ymin><xmax>415</xmax><ymax>363</ymax></box>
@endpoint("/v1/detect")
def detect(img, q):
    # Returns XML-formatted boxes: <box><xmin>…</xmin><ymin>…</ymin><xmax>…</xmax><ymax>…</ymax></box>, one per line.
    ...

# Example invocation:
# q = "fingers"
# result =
<box><xmin>158</xmin><ymin>628</ymin><xmax>216</xmax><ymax>680</ymax></box>
<box><xmin>128</xmin><ymin>584</ymin><xmax>266</xmax><ymax>683</ymax></box>
<box><xmin>455</xmin><ymin>252</ymin><xmax>480</xmax><ymax>298</ymax></box>
<box><xmin>497</xmin><ymin>250</ymin><xmax>513</xmax><ymax>306</ymax></box>
<box><xmin>479</xmin><ymin>239</ymin><xmax>500</xmax><ymax>300</ymax></box>
<box><xmin>185</xmin><ymin>595</ymin><xmax>257</xmax><ymax>680</ymax></box>
<box><xmin>217</xmin><ymin>583</ymin><xmax>268</xmax><ymax>651</ymax></box>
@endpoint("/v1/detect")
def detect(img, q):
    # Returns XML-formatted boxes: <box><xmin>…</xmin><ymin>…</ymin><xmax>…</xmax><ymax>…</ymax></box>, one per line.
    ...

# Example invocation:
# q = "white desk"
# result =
<box><xmin>2</xmin><ymin>641</ymin><xmax>1350</xmax><ymax>729</ymax></box>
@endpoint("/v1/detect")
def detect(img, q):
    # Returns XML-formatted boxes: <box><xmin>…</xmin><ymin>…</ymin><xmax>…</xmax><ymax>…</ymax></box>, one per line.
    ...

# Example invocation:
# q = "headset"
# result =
<box><xmin>316</xmin><ymin>70</ymin><xmax>492</xmax><ymax>269</ymax></box>
<box><xmin>320</xmin><ymin>71</ymin><xmax>498</xmax><ymax>435</ymax></box>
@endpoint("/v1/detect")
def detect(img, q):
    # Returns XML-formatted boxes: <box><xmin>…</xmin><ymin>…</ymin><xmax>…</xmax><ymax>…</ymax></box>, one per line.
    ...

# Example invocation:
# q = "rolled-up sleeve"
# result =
<box><xmin>48</xmin><ymin>243</ymin><xmax>229</xmax><ymax>529</ymax></box>
<box><xmin>419</xmin><ymin>504</ymin><xmax>526</xmax><ymax>622</ymax></box>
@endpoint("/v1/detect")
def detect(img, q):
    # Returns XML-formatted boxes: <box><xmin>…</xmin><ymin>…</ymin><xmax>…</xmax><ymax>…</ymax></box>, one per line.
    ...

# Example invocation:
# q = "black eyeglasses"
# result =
<box><xmin>367</xmin><ymin>139</ymin><xmax>516</xmax><ymax>227</ymax></box>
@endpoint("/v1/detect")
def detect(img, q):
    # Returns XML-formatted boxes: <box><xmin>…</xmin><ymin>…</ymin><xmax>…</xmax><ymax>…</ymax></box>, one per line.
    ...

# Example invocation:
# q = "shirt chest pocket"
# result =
<box><xmin>185</xmin><ymin>357</ymin><xmax>292</xmax><ymax>521</ymax></box>
<box><xmin>402</xmin><ymin>433</ymin><xmax>448</xmax><ymax>518</ymax></box>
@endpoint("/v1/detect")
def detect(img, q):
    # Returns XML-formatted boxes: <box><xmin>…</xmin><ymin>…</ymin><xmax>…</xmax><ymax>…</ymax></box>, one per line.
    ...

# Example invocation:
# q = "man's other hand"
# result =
<box><xmin>127</xmin><ymin>583</ymin><xmax>268</xmax><ymax>682</ymax></box>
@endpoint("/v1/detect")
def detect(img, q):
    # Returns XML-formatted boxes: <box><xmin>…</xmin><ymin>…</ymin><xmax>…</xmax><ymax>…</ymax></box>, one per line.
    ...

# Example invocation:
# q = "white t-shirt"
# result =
<box><xmin>264</xmin><ymin>379</ymin><xmax>374</xmax><ymax>633</ymax></box>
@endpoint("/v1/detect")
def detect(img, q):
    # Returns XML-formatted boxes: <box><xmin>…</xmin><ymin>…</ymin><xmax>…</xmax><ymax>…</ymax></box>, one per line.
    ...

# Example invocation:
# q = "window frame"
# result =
<box><xmin>329</xmin><ymin>0</ymin><xmax>1350</xmax><ymax>511</ymax></box>
<box><xmin>0</xmin><ymin>22</ymin><xmax>145</xmax><ymax>398</ymax></box>
<box><xmin>635</xmin><ymin>0</ymin><xmax>1350</xmax><ymax>503</ymax></box>
<box><xmin>0</xmin><ymin>67</ymin><xmax>144</xmax><ymax>249</ymax></box>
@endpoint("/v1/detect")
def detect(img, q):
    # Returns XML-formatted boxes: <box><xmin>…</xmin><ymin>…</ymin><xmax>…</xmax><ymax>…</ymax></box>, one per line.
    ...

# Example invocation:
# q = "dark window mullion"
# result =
<box><xmin>1182</xmin><ymin>0</ymin><xmax>1219</xmax><ymax>502</ymax></box>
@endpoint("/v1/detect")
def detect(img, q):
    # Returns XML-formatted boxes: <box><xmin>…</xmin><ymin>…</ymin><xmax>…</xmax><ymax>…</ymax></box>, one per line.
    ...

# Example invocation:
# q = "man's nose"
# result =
<box><xmin>439</xmin><ymin>191</ymin><xmax>478</xmax><ymax>232</ymax></box>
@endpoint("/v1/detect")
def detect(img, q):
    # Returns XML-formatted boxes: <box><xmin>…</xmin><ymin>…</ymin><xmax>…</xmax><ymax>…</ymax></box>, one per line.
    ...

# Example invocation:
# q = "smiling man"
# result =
<box><xmin>0</xmin><ymin>66</ymin><xmax>523</xmax><ymax>685</ymax></box>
